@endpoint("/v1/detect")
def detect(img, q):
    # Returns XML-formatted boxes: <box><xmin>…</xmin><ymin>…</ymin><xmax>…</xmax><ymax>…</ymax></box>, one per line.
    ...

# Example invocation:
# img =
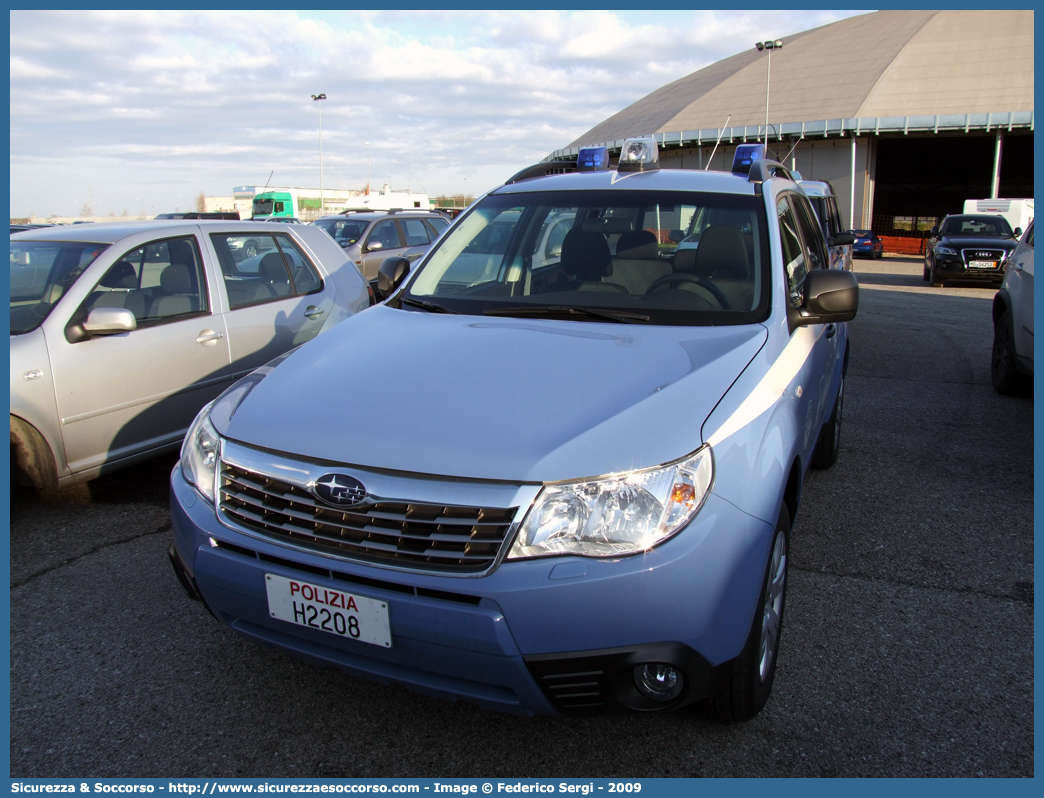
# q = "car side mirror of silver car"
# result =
<box><xmin>83</xmin><ymin>307</ymin><xmax>137</xmax><ymax>335</ymax></box>
<box><xmin>376</xmin><ymin>256</ymin><xmax>411</xmax><ymax>299</ymax></box>
<box><xmin>793</xmin><ymin>270</ymin><xmax>859</xmax><ymax>328</ymax></box>
<box><xmin>366</xmin><ymin>240</ymin><xmax>384</xmax><ymax>253</ymax></box>
<box><xmin>829</xmin><ymin>232</ymin><xmax>856</xmax><ymax>246</ymax></box>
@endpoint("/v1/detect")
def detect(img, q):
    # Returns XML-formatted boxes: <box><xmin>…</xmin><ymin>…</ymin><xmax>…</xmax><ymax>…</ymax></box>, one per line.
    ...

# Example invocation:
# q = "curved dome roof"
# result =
<box><xmin>569</xmin><ymin>10</ymin><xmax>1034</xmax><ymax>148</ymax></box>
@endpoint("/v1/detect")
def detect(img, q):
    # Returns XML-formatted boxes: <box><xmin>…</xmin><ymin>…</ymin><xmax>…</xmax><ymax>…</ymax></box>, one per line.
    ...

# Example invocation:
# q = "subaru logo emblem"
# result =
<box><xmin>314</xmin><ymin>473</ymin><xmax>367</xmax><ymax>507</ymax></box>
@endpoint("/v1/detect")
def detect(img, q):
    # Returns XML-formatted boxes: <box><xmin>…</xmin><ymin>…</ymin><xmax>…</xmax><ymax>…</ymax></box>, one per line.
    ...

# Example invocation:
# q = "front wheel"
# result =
<box><xmin>929</xmin><ymin>260</ymin><xmax>943</xmax><ymax>287</ymax></box>
<box><xmin>811</xmin><ymin>376</ymin><xmax>844</xmax><ymax>469</ymax></box>
<box><xmin>991</xmin><ymin>310</ymin><xmax>1029</xmax><ymax>395</ymax></box>
<box><xmin>710</xmin><ymin>505</ymin><xmax>789</xmax><ymax>721</ymax></box>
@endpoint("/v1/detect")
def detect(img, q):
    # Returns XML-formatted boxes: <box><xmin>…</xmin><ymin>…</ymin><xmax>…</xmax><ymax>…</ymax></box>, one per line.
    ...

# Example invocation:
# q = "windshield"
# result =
<box><xmin>253</xmin><ymin>199</ymin><xmax>274</xmax><ymax>216</ymax></box>
<box><xmin>10</xmin><ymin>240</ymin><xmax>108</xmax><ymax>334</ymax></box>
<box><xmin>405</xmin><ymin>189</ymin><xmax>769</xmax><ymax>325</ymax></box>
<box><xmin>941</xmin><ymin>216</ymin><xmax>1013</xmax><ymax>237</ymax></box>
<box><xmin>312</xmin><ymin>218</ymin><xmax>370</xmax><ymax>245</ymax></box>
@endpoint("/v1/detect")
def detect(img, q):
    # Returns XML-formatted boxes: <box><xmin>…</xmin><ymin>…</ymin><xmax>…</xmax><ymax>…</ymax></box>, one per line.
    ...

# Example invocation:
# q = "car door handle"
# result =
<box><xmin>825</xmin><ymin>324</ymin><xmax>836</xmax><ymax>339</ymax></box>
<box><xmin>304</xmin><ymin>306</ymin><xmax>324</xmax><ymax>319</ymax></box>
<box><xmin>196</xmin><ymin>330</ymin><xmax>224</xmax><ymax>345</ymax></box>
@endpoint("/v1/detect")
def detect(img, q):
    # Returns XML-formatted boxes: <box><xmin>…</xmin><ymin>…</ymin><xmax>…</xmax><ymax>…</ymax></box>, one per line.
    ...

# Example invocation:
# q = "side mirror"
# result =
<box><xmin>82</xmin><ymin>307</ymin><xmax>137</xmax><ymax>335</ymax></box>
<box><xmin>668</xmin><ymin>229</ymin><xmax>685</xmax><ymax>243</ymax></box>
<box><xmin>794</xmin><ymin>270</ymin><xmax>859</xmax><ymax>327</ymax></box>
<box><xmin>1013</xmin><ymin>227</ymin><xmax>1022</xmax><ymax>238</ymax></box>
<box><xmin>930</xmin><ymin>226</ymin><xmax>939</xmax><ymax>236</ymax></box>
<box><xmin>366</xmin><ymin>240</ymin><xmax>384</xmax><ymax>253</ymax></box>
<box><xmin>829</xmin><ymin>232</ymin><xmax>856</xmax><ymax>246</ymax></box>
<box><xmin>376</xmin><ymin>256</ymin><xmax>411</xmax><ymax>298</ymax></box>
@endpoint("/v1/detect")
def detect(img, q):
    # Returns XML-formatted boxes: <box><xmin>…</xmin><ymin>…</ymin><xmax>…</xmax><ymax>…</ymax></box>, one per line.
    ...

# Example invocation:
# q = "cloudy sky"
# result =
<box><xmin>10</xmin><ymin>9</ymin><xmax>869</xmax><ymax>218</ymax></box>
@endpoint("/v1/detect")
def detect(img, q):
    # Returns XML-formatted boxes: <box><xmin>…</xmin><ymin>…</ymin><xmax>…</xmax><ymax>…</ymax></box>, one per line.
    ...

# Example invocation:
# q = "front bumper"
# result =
<box><xmin>170</xmin><ymin>465</ymin><xmax>772</xmax><ymax>716</ymax></box>
<box><xmin>934</xmin><ymin>257</ymin><xmax>1005</xmax><ymax>282</ymax></box>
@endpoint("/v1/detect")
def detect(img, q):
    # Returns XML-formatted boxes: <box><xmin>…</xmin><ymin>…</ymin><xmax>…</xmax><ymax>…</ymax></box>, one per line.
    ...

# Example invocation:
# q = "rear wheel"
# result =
<box><xmin>991</xmin><ymin>310</ymin><xmax>1029</xmax><ymax>395</ymax></box>
<box><xmin>811</xmin><ymin>376</ymin><xmax>844</xmax><ymax>469</ymax></box>
<box><xmin>711</xmin><ymin>505</ymin><xmax>789</xmax><ymax>721</ymax></box>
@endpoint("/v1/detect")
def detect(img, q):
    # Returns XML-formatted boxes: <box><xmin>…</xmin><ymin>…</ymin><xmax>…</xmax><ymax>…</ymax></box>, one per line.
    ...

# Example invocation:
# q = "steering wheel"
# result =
<box><xmin>643</xmin><ymin>272</ymin><xmax>730</xmax><ymax>308</ymax></box>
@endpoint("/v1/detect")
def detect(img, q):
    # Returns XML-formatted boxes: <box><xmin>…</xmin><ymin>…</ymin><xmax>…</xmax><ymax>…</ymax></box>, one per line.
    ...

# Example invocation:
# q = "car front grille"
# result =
<box><xmin>961</xmin><ymin>248</ymin><xmax>1005</xmax><ymax>268</ymax></box>
<box><xmin>218</xmin><ymin>462</ymin><xmax>519</xmax><ymax>573</ymax></box>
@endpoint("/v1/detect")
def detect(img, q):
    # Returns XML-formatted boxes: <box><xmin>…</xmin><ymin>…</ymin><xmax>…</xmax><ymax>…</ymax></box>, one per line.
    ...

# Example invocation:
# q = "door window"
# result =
<box><xmin>776</xmin><ymin>196</ymin><xmax>807</xmax><ymax>308</ymax></box>
<box><xmin>401</xmin><ymin>219</ymin><xmax>432</xmax><ymax>247</ymax></box>
<box><xmin>210</xmin><ymin>233</ymin><xmax>322</xmax><ymax>309</ymax></box>
<box><xmin>792</xmin><ymin>194</ymin><xmax>828</xmax><ymax>271</ymax></box>
<box><xmin>425</xmin><ymin>217</ymin><xmax>450</xmax><ymax>237</ymax></box>
<box><xmin>369</xmin><ymin>220</ymin><xmax>401</xmax><ymax>250</ymax></box>
<box><xmin>81</xmin><ymin>236</ymin><xmax>208</xmax><ymax>325</ymax></box>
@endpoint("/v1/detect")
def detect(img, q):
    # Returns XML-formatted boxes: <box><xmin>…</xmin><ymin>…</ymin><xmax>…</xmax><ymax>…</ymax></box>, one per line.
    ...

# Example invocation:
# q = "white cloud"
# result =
<box><xmin>9</xmin><ymin>9</ymin><xmax>870</xmax><ymax>217</ymax></box>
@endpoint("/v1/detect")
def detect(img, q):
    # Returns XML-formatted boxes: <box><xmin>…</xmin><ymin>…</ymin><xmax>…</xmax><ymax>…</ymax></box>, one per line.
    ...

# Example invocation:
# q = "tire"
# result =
<box><xmin>811</xmin><ymin>376</ymin><xmax>844</xmax><ymax>469</ymax></box>
<box><xmin>923</xmin><ymin>260</ymin><xmax>930</xmax><ymax>281</ymax></box>
<box><xmin>929</xmin><ymin>260</ymin><xmax>943</xmax><ymax>287</ymax></box>
<box><xmin>711</xmin><ymin>505</ymin><xmax>789</xmax><ymax>722</ymax></box>
<box><xmin>991</xmin><ymin>310</ymin><xmax>1029</xmax><ymax>395</ymax></box>
<box><xmin>244</xmin><ymin>240</ymin><xmax>259</xmax><ymax>259</ymax></box>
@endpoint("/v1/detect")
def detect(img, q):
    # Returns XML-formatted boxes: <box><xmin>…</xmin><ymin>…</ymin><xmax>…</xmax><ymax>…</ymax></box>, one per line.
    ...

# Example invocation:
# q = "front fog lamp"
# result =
<box><xmin>634</xmin><ymin>664</ymin><xmax>684</xmax><ymax>702</ymax></box>
<box><xmin>508</xmin><ymin>445</ymin><xmax>713</xmax><ymax>560</ymax></box>
<box><xmin>181</xmin><ymin>403</ymin><xmax>220</xmax><ymax>504</ymax></box>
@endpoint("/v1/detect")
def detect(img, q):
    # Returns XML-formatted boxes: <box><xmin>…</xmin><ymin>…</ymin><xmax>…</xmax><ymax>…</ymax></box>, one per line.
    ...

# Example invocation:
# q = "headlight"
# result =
<box><xmin>181</xmin><ymin>402</ymin><xmax>220</xmax><ymax>504</ymax></box>
<box><xmin>936</xmin><ymin>246</ymin><xmax>957</xmax><ymax>256</ymax></box>
<box><xmin>508</xmin><ymin>446</ymin><xmax>713</xmax><ymax>560</ymax></box>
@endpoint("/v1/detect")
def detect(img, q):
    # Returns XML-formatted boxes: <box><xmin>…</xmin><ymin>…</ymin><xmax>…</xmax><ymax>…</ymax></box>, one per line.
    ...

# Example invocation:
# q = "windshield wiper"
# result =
<box><xmin>482</xmin><ymin>306</ymin><xmax>650</xmax><ymax>323</ymax></box>
<box><xmin>400</xmin><ymin>297</ymin><xmax>459</xmax><ymax>315</ymax></box>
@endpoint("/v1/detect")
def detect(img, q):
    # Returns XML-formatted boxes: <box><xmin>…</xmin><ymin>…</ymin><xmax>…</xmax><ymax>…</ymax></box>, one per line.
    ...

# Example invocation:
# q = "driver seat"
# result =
<box><xmin>560</xmin><ymin>229</ymin><xmax>627</xmax><ymax>292</ymax></box>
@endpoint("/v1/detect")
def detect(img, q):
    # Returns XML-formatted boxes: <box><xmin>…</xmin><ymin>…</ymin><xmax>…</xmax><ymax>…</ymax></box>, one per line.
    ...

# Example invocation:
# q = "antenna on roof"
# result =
<box><xmin>779</xmin><ymin>137</ymin><xmax>801</xmax><ymax>169</ymax></box>
<box><xmin>704</xmin><ymin>115</ymin><xmax>731</xmax><ymax>170</ymax></box>
<box><xmin>260</xmin><ymin>170</ymin><xmax>274</xmax><ymax>195</ymax></box>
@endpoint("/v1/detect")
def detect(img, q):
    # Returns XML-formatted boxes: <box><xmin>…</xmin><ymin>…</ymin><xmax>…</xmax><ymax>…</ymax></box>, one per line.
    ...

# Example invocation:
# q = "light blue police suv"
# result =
<box><xmin>170</xmin><ymin>140</ymin><xmax>858</xmax><ymax>721</ymax></box>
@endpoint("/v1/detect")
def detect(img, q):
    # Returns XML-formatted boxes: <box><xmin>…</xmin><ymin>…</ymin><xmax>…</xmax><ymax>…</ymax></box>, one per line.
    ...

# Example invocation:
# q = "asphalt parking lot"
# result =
<box><xmin>9</xmin><ymin>257</ymin><xmax>1033</xmax><ymax>778</ymax></box>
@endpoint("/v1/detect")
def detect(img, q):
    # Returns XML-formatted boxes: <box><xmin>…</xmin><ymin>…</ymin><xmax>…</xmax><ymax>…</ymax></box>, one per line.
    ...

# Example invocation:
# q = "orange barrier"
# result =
<box><xmin>881</xmin><ymin>236</ymin><xmax>926</xmax><ymax>256</ymax></box>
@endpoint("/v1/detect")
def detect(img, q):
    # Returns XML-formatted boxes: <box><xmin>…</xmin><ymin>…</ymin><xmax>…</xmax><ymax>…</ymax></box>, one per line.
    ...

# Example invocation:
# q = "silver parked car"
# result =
<box><xmin>311</xmin><ymin>211</ymin><xmax>451</xmax><ymax>281</ymax></box>
<box><xmin>991</xmin><ymin>220</ymin><xmax>1034</xmax><ymax>394</ymax></box>
<box><xmin>10</xmin><ymin>220</ymin><xmax>370</xmax><ymax>491</ymax></box>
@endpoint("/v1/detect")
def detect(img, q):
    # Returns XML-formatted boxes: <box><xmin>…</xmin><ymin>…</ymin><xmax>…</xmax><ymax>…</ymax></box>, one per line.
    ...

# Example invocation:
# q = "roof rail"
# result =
<box><xmin>748</xmin><ymin>160</ymin><xmax>796</xmax><ymax>184</ymax></box>
<box><xmin>505</xmin><ymin>158</ymin><xmax>578</xmax><ymax>185</ymax></box>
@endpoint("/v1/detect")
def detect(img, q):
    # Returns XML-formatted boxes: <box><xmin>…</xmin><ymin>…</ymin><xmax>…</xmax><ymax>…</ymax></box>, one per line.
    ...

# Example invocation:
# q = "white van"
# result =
<box><xmin>964</xmin><ymin>198</ymin><xmax>1034</xmax><ymax>235</ymax></box>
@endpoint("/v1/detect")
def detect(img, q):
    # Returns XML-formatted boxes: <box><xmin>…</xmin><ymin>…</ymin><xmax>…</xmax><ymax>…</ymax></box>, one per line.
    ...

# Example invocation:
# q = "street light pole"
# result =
<box><xmin>754</xmin><ymin>40</ymin><xmax>783</xmax><ymax>144</ymax></box>
<box><xmin>364</xmin><ymin>142</ymin><xmax>370</xmax><ymax>195</ymax></box>
<box><xmin>311</xmin><ymin>93</ymin><xmax>327</xmax><ymax>216</ymax></box>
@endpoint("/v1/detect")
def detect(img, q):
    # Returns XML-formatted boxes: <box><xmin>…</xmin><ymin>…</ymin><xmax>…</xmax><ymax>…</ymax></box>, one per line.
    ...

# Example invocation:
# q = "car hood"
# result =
<box><xmin>215</xmin><ymin>305</ymin><xmax>767</xmax><ymax>483</ymax></box>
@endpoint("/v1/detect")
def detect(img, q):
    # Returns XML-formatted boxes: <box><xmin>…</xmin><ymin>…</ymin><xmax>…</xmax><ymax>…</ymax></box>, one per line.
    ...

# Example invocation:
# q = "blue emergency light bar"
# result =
<box><xmin>732</xmin><ymin>143</ymin><xmax>766</xmax><ymax>175</ymax></box>
<box><xmin>577</xmin><ymin>146</ymin><xmax>609</xmax><ymax>172</ymax></box>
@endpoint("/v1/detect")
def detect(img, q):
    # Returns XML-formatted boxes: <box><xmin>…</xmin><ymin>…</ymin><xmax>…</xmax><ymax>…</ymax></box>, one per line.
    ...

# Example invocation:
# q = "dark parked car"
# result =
<box><xmin>924</xmin><ymin>214</ymin><xmax>1020</xmax><ymax>287</ymax></box>
<box><xmin>851</xmin><ymin>230</ymin><xmax>883</xmax><ymax>259</ymax></box>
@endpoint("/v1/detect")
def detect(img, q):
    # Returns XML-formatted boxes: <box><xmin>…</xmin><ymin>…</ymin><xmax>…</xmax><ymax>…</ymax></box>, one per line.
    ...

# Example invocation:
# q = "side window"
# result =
<box><xmin>369</xmin><ymin>220</ymin><xmax>401</xmax><ymax>250</ymax></box>
<box><xmin>401</xmin><ymin>219</ymin><xmax>432</xmax><ymax>247</ymax></box>
<box><xmin>792</xmin><ymin>195</ymin><xmax>828</xmax><ymax>271</ymax></box>
<box><xmin>425</xmin><ymin>217</ymin><xmax>449</xmax><ymax>237</ymax></box>
<box><xmin>210</xmin><ymin>233</ymin><xmax>322</xmax><ymax>309</ymax></box>
<box><xmin>1025</xmin><ymin>226</ymin><xmax>1034</xmax><ymax>248</ymax></box>
<box><xmin>776</xmin><ymin>196</ymin><xmax>807</xmax><ymax>308</ymax></box>
<box><xmin>827</xmin><ymin>197</ymin><xmax>844</xmax><ymax>238</ymax></box>
<box><xmin>83</xmin><ymin>236</ymin><xmax>208</xmax><ymax>325</ymax></box>
<box><xmin>274</xmin><ymin>234</ymin><xmax>322</xmax><ymax>295</ymax></box>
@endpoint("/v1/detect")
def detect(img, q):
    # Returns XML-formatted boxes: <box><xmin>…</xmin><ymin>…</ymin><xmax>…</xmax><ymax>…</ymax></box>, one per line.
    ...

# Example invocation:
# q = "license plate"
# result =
<box><xmin>265</xmin><ymin>573</ymin><xmax>392</xmax><ymax>648</ymax></box>
<box><xmin>969</xmin><ymin>260</ymin><xmax>997</xmax><ymax>269</ymax></box>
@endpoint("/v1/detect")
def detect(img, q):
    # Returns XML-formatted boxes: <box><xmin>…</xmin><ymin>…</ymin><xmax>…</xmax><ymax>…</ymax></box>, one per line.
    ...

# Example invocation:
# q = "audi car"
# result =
<box><xmin>924</xmin><ymin>214</ymin><xmax>1020</xmax><ymax>286</ymax></box>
